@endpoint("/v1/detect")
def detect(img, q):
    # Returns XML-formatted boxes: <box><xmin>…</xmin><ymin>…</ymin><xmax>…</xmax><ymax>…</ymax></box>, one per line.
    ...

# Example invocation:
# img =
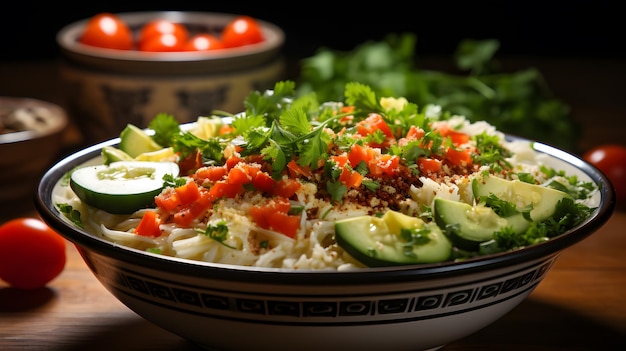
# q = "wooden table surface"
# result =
<box><xmin>1</xmin><ymin>57</ymin><xmax>625</xmax><ymax>350</ymax></box>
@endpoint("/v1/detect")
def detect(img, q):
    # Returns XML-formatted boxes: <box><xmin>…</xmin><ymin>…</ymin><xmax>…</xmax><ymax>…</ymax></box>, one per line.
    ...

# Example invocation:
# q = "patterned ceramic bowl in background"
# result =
<box><xmin>56</xmin><ymin>11</ymin><xmax>285</xmax><ymax>145</ymax></box>
<box><xmin>0</xmin><ymin>97</ymin><xmax>68</xmax><ymax>218</ymax></box>
<box><xmin>35</xmin><ymin>127</ymin><xmax>615</xmax><ymax>351</ymax></box>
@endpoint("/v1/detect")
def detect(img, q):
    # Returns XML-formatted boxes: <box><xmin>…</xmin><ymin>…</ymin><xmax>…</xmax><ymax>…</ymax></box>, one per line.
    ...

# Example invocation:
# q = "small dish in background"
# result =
<box><xmin>0</xmin><ymin>97</ymin><xmax>68</xmax><ymax>217</ymax></box>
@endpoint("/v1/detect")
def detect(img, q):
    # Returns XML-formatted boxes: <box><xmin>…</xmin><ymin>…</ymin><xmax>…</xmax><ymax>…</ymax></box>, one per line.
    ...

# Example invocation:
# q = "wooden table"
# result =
<box><xmin>1</xmin><ymin>57</ymin><xmax>625</xmax><ymax>350</ymax></box>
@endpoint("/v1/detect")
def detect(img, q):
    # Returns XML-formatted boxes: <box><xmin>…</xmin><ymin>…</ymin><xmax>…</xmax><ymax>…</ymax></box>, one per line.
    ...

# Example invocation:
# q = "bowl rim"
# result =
<box><xmin>56</xmin><ymin>11</ymin><xmax>285</xmax><ymax>74</ymax></box>
<box><xmin>0</xmin><ymin>96</ymin><xmax>68</xmax><ymax>144</ymax></box>
<box><xmin>35</xmin><ymin>131</ymin><xmax>616</xmax><ymax>285</ymax></box>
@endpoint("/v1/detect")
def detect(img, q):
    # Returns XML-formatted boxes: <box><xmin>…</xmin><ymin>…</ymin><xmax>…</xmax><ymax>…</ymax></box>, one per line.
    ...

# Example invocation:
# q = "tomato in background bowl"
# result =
<box><xmin>583</xmin><ymin>144</ymin><xmax>626</xmax><ymax>204</ymax></box>
<box><xmin>78</xmin><ymin>13</ymin><xmax>133</xmax><ymax>50</ymax></box>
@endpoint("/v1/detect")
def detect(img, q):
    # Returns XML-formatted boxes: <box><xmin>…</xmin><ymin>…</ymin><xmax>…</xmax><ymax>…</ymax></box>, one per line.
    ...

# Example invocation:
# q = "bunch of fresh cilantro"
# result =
<box><xmin>296</xmin><ymin>33</ymin><xmax>579</xmax><ymax>152</ymax></box>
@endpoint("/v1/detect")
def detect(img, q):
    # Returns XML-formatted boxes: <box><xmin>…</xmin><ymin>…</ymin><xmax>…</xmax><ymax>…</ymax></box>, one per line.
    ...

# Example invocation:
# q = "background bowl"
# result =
<box><xmin>35</xmin><ymin>129</ymin><xmax>615</xmax><ymax>351</ymax></box>
<box><xmin>56</xmin><ymin>11</ymin><xmax>286</xmax><ymax>145</ymax></box>
<box><xmin>0</xmin><ymin>96</ymin><xmax>68</xmax><ymax>218</ymax></box>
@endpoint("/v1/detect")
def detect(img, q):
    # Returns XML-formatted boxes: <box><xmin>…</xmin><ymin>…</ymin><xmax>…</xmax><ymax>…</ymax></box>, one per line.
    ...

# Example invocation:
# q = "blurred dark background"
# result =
<box><xmin>1</xmin><ymin>1</ymin><xmax>624</xmax><ymax>62</ymax></box>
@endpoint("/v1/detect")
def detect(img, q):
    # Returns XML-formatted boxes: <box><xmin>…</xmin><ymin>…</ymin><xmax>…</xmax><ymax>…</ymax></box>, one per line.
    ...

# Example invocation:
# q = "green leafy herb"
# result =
<box><xmin>298</xmin><ymin>33</ymin><xmax>579</xmax><ymax>152</ymax></box>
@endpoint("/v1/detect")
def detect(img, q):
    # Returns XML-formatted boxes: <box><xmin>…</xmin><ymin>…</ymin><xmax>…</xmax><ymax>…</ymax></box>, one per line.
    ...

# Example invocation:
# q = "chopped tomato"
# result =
<box><xmin>134</xmin><ymin>211</ymin><xmax>162</xmax><ymax>237</ymax></box>
<box><xmin>338</xmin><ymin>167</ymin><xmax>364</xmax><ymax>189</ymax></box>
<box><xmin>418</xmin><ymin>158</ymin><xmax>442</xmax><ymax>174</ymax></box>
<box><xmin>173</xmin><ymin>188</ymin><xmax>213</xmax><ymax>227</ymax></box>
<box><xmin>405</xmin><ymin>125</ymin><xmax>425</xmax><ymax>140</ymax></box>
<box><xmin>226</xmin><ymin>155</ymin><xmax>245</xmax><ymax>170</ymax></box>
<box><xmin>155</xmin><ymin>188</ymin><xmax>181</xmax><ymax>212</ymax></box>
<box><xmin>208</xmin><ymin>181</ymin><xmax>242</xmax><ymax>199</ymax></box>
<box><xmin>368</xmin><ymin>154</ymin><xmax>400</xmax><ymax>177</ymax></box>
<box><xmin>249</xmin><ymin>197</ymin><xmax>300</xmax><ymax>238</ymax></box>
<box><xmin>227</xmin><ymin>166</ymin><xmax>252</xmax><ymax>186</ymax></box>
<box><xmin>251</xmin><ymin>171</ymin><xmax>276</xmax><ymax>193</ymax></box>
<box><xmin>356</xmin><ymin>113</ymin><xmax>395</xmax><ymax>148</ymax></box>
<box><xmin>287</xmin><ymin>159</ymin><xmax>312</xmax><ymax>178</ymax></box>
<box><xmin>178</xmin><ymin>150</ymin><xmax>203</xmax><ymax>175</ymax></box>
<box><xmin>435</xmin><ymin>124</ymin><xmax>470</xmax><ymax>146</ymax></box>
<box><xmin>271</xmin><ymin>178</ymin><xmax>301</xmax><ymax>198</ymax></box>
<box><xmin>175</xmin><ymin>180</ymin><xmax>201</xmax><ymax>204</ymax></box>
<box><xmin>445</xmin><ymin>147</ymin><xmax>473</xmax><ymax>166</ymax></box>
<box><xmin>218</xmin><ymin>124</ymin><xmax>236</xmax><ymax>135</ymax></box>
<box><xmin>347</xmin><ymin>143</ymin><xmax>375</xmax><ymax>168</ymax></box>
<box><xmin>267</xmin><ymin>211</ymin><xmax>300</xmax><ymax>238</ymax></box>
<box><xmin>195</xmin><ymin>165</ymin><xmax>227</xmax><ymax>182</ymax></box>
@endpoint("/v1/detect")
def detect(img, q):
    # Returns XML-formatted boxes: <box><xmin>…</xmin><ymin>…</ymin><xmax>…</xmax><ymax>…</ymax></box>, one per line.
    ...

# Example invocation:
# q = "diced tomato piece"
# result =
<box><xmin>195</xmin><ymin>166</ymin><xmax>227</xmax><ymax>182</ymax></box>
<box><xmin>445</xmin><ymin>147</ymin><xmax>473</xmax><ymax>166</ymax></box>
<box><xmin>348</xmin><ymin>143</ymin><xmax>375</xmax><ymax>168</ymax></box>
<box><xmin>178</xmin><ymin>150</ymin><xmax>203</xmax><ymax>175</ymax></box>
<box><xmin>208</xmin><ymin>181</ymin><xmax>242</xmax><ymax>199</ymax></box>
<box><xmin>175</xmin><ymin>180</ymin><xmax>200</xmax><ymax>205</ymax></box>
<box><xmin>218</xmin><ymin>124</ymin><xmax>235</xmax><ymax>135</ymax></box>
<box><xmin>367</xmin><ymin>154</ymin><xmax>400</xmax><ymax>177</ymax></box>
<box><xmin>287</xmin><ymin>159</ymin><xmax>312</xmax><ymax>178</ymax></box>
<box><xmin>134</xmin><ymin>211</ymin><xmax>161</xmax><ymax>237</ymax></box>
<box><xmin>155</xmin><ymin>188</ymin><xmax>181</xmax><ymax>212</ymax></box>
<box><xmin>227</xmin><ymin>166</ymin><xmax>252</xmax><ymax>186</ymax></box>
<box><xmin>249</xmin><ymin>205</ymin><xmax>269</xmax><ymax>229</ymax></box>
<box><xmin>225</xmin><ymin>155</ymin><xmax>244</xmax><ymax>170</ymax></box>
<box><xmin>251</xmin><ymin>171</ymin><xmax>276</xmax><ymax>193</ymax></box>
<box><xmin>405</xmin><ymin>125</ymin><xmax>425</xmax><ymax>140</ymax></box>
<box><xmin>338</xmin><ymin>167</ymin><xmax>364</xmax><ymax>188</ymax></box>
<box><xmin>173</xmin><ymin>189</ymin><xmax>213</xmax><ymax>227</ymax></box>
<box><xmin>249</xmin><ymin>197</ymin><xmax>300</xmax><ymax>238</ymax></box>
<box><xmin>330</xmin><ymin>154</ymin><xmax>349</xmax><ymax>168</ymax></box>
<box><xmin>418</xmin><ymin>158</ymin><xmax>442</xmax><ymax>174</ymax></box>
<box><xmin>267</xmin><ymin>211</ymin><xmax>300</xmax><ymax>238</ymax></box>
<box><xmin>271</xmin><ymin>178</ymin><xmax>301</xmax><ymax>198</ymax></box>
<box><xmin>435</xmin><ymin>124</ymin><xmax>470</xmax><ymax>146</ymax></box>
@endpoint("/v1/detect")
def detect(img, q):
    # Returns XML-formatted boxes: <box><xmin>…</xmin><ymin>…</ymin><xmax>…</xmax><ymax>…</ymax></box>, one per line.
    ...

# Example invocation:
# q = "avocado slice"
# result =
<box><xmin>119</xmin><ymin>124</ymin><xmax>163</xmax><ymax>158</ymax></box>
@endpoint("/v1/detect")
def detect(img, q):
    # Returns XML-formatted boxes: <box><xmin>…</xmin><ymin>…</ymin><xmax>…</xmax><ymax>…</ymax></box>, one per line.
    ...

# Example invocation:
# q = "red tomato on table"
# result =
<box><xmin>0</xmin><ymin>218</ymin><xmax>67</xmax><ymax>289</ymax></box>
<box><xmin>79</xmin><ymin>13</ymin><xmax>133</xmax><ymax>50</ymax></box>
<box><xmin>221</xmin><ymin>16</ymin><xmax>264</xmax><ymax>48</ymax></box>
<box><xmin>582</xmin><ymin>144</ymin><xmax>626</xmax><ymax>204</ymax></box>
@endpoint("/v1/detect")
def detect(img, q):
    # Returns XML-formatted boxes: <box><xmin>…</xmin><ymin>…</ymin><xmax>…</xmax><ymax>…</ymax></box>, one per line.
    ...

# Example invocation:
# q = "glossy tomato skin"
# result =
<box><xmin>138</xmin><ymin>19</ymin><xmax>189</xmax><ymax>50</ymax></box>
<box><xmin>183</xmin><ymin>34</ymin><xmax>225</xmax><ymax>51</ymax></box>
<box><xmin>79</xmin><ymin>13</ymin><xmax>133</xmax><ymax>50</ymax></box>
<box><xmin>221</xmin><ymin>16</ymin><xmax>264</xmax><ymax>48</ymax></box>
<box><xmin>0</xmin><ymin>218</ymin><xmax>67</xmax><ymax>289</ymax></box>
<box><xmin>583</xmin><ymin>144</ymin><xmax>626</xmax><ymax>204</ymax></box>
<box><xmin>138</xmin><ymin>33</ymin><xmax>188</xmax><ymax>52</ymax></box>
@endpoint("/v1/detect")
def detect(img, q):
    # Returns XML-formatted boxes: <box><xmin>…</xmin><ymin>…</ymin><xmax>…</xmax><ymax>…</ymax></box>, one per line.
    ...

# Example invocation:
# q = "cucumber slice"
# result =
<box><xmin>335</xmin><ymin>210</ymin><xmax>452</xmax><ymax>266</ymax></box>
<box><xmin>119</xmin><ymin>124</ymin><xmax>163</xmax><ymax>158</ymax></box>
<box><xmin>472</xmin><ymin>175</ymin><xmax>571</xmax><ymax>223</ymax></box>
<box><xmin>70</xmin><ymin>161</ymin><xmax>179</xmax><ymax>214</ymax></box>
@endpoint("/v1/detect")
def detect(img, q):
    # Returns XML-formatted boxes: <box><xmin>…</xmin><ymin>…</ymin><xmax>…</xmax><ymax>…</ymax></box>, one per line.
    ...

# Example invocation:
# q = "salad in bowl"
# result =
<box><xmin>53</xmin><ymin>81</ymin><xmax>597</xmax><ymax>270</ymax></box>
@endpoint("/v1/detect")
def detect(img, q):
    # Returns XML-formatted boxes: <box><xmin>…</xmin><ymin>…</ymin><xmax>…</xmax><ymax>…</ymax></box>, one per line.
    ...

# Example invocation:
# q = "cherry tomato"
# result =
<box><xmin>221</xmin><ymin>16</ymin><xmax>264</xmax><ymax>48</ymax></box>
<box><xmin>138</xmin><ymin>19</ymin><xmax>189</xmax><ymax>50</ymax></box>
<box><xmin>0</xmin><ymin>218</ymin><xmax>67</xmax><ymax>289</ymax></box>
<box><xmin>582</xmin><ymin>144</ymin><xmax>626</xmax><ymax>203</ymax></box>
<box><xmin>138</xmin><ymin>33</ymin><xmax>188</xmax><ymax>52</ymax></box>
<box><xmin>183</xmin><ymin>34</ymin><xmax>225</xmax><ymax>51</ymax></box>
<box><xmin>79</xmin><ymin>13</ymin><xmax>133</xmax><ymax>50</ymax></box>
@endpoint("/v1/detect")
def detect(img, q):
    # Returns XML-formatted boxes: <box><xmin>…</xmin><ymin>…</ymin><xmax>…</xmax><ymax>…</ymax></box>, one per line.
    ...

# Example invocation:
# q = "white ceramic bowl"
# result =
<box><xmin>35</xmin><ymin>128</ymin><xmax>615</xmax><ymax>351</ymax></box>
<box><xmin>56</xmin><ymin>11</ymin><xmax>285</xmax><ymax>145</ymax></box>
<box><xmin>0</xmin><ymin>97</ymin><xmax>68</xmax><ymax>216</ymax></box>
